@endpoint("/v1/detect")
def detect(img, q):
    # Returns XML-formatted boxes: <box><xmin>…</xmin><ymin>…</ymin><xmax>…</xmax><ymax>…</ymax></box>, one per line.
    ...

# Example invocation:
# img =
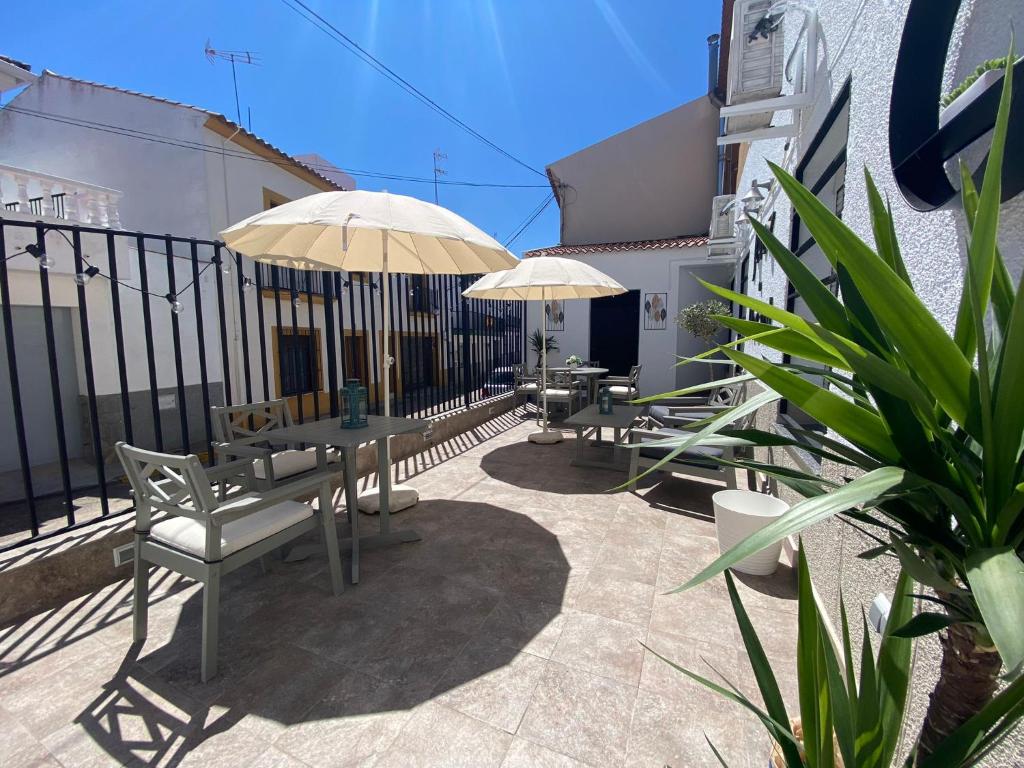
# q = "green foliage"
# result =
<box><xmin>676</xmin><ymin>299</ymin><xmax>731</xmax><ymax>344</ymax></box>
<box><xmin>941</xmin><ymin>56</ymin><xmax>1016</xmax><ymax>107</ymax></box>
<box><xmin>647</xmin><ymin>51</ymin><xmax>1024</xmax><ymax>685</ymax></box>
<box><xmin>662</xmin><ymin>546</ymin><xmax>1020</xmax><ymax>767</ymax></box>
<box><xmin>528</xmin><ymin>328</ymin><xmax>558</xmax><ymax>361</ymax></box>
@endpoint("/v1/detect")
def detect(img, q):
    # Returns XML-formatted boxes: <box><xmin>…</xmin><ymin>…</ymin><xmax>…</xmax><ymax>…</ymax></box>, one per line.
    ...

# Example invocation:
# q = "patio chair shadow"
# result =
<box><xmin>70</xmin><ymin>500</ymin><xmax>569</xmax><ymax>766</ymax></box>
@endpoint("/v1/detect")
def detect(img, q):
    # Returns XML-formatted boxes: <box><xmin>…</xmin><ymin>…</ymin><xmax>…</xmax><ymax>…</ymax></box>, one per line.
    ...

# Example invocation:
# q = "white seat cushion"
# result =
<box><xmin>541</xmin><ymin>388</ymin><xmax>574</xmax><ymax>398</ymax></box>
<box><xmin>254</xmin><ymin>447</ymin><xmax>340</xmax><ymax>480</ymax></box>
<box><xmin>149</xmin><ymin>497</ymin><xmax>313</xmax><ymax>559</ymax></box>
<box><xmin>356</xmin><ymin>483</ymin><xmax>419</xmax><ymax>514</ymax></box>
<box><xmin>607</xmin><ymin>385</ymin><xmax>637</xmax><ymax>397</ymax></box>
<box><xmin>517</xmin><ymin>383</ymin><xmax>540</xmax><ymax>393</ymax></box>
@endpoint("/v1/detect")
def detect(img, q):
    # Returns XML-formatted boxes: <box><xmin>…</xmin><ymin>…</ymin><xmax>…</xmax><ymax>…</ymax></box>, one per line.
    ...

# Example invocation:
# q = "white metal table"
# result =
<box><xmin>546</xmin><ymin>366</ymin><xmax>609</xmax><ymax>404</ymax></box>
<box><xmin>269</xmin><ymin>414</ymin><xmax>429</xmax><ymax>583</ymax></box>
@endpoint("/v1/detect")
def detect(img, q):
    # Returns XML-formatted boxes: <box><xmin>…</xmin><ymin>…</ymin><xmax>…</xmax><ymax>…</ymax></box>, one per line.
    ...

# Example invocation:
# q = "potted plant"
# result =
<box><xmin>940</xmin><ymin>55</ymin><xmax>1017</xmax><ymax>128</ymax></box>
<box><xmin>638</xmin><ymin>53</ymin><xmax>1023</xmax><ymax>758</ymax></box>
<box><xmin>529</xmin><ymin>328</ymin><xmax>558</xmax><ymax>369</ymax></box>
<box><xmin>565</xmin><ymin>354</ymin><xmax>583</xmax><ymax>368</ymax></box>
<box><xmin>657</xmin><ymin>544</ymin><xmax>1022</xmax><ymax>766</ymax></box>
<box><xmin>676</xmin><ymin>299</ymin><xmax>730</xmax><ymax>346</ymax></box>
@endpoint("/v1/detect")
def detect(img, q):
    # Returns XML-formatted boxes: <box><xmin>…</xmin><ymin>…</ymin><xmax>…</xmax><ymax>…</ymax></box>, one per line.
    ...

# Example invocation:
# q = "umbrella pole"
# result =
<box><xmin>529</xmin><ymin>287</ymin><xmax>561</xmax><ymax>444</ymax></box>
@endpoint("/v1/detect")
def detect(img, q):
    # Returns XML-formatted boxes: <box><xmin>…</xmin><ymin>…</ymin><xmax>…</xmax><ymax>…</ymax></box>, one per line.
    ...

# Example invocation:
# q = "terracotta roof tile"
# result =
<box><xmin>523</xmin><ymin>234</ymin><xmax>708</xmax><ymax>258</ymax></box>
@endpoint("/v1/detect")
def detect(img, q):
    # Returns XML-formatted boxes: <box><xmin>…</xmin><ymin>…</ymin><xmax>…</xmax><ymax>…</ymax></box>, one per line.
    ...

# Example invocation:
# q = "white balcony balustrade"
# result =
<box><xmin>0</xmin><ymin>164</ymin><xmax>122</xmax><ymax>228</ymax></box>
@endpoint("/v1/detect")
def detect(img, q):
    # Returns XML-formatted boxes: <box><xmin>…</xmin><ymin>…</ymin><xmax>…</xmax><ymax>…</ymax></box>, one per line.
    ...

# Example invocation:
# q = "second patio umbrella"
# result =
<box><xmin>463</xmin><ymin>256</ymin><xmax>625</xmax><ymax>444</ymax></box>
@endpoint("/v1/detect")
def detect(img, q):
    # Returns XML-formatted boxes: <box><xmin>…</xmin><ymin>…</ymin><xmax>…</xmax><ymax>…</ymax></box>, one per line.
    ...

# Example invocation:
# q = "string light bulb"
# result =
<box><xmin>212</xmin><ymin>254</ymin><xmax>232</xmax><ymax>275</ymax></box>
<box><xmin>242</xmin><ymin>276</ymin><xmax>255</xmax><ymax>292</ymax></box>
<box><xmin>26</xmin><ymin>243</ymin><xmax>55</xmax><ymax>269</ymax></box>
<box><xmin>291</xmin><ymin>290</ymin><xmax>302</xmax><ymax>308</ymax></box>
<box><xmin>73</xmin><ymin>266</ymin><xmax>101</xmax><ymax>286</ymax></box>
<box><xmin>165</xmin><ymin>292</ymin><xmax>185</xmax><ymax>314</ymax></box>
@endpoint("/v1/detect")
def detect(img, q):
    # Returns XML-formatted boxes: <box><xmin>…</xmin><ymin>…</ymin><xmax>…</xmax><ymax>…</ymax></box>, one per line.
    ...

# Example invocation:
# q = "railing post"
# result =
<box><xmin>459</xmin><ymin>275</ymin><xmax>471</xmax><ymax>408</ymax></box>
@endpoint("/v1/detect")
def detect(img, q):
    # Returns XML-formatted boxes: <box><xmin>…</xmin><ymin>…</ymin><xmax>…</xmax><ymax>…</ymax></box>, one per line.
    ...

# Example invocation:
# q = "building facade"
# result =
<box><xmin>716</xmin><ymin>0</ymin><xmax>1023</xmax><ymax>761</ymax></box>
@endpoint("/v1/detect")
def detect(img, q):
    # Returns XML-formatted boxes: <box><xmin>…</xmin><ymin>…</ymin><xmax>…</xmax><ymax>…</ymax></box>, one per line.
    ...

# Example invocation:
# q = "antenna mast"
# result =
<box><xmin>205</xmin><ymin>41</ymin><xmax>261</xmax><ymax>125</ymax></box>
<box><xmin>432</xmin><ymin>148</ymin><xmax>448</xmax><ymax>205</ymax></box>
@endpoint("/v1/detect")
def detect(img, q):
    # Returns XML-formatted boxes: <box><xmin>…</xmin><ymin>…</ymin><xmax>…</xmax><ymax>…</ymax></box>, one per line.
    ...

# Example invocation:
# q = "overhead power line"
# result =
<box><xmin>278</xmin><ymin>0</ymin><xmax>546</xmax><ymax>179</ymax></box>
<box><xmin>0</xmin><ymin>104</ymin><xmax>548</xmax><ymax>190</ymax></box>
<box><xmin>504</xmin><ymin>193</ymin><xmax>555</xmax><ymax>248</ymax></box>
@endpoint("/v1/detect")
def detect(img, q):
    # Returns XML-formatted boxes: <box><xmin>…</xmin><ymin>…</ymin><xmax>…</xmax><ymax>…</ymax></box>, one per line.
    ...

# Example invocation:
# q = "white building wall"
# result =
<box><xmin>731</xmin><ymin>2</ymin><xmax>1023</xmax><ymax>761</ymax></box>
<box><xmin>527</xmin><ymin>248</ymin><xmax>732</xmax><ymax>397</ymax></box>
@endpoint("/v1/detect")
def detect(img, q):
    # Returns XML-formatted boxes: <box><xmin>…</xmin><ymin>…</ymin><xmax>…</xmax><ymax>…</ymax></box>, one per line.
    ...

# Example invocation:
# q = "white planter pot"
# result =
<box><xmin>713</xmin><ymin>489</ymin><xmax>789</xmax><ymax>576</ymax></box>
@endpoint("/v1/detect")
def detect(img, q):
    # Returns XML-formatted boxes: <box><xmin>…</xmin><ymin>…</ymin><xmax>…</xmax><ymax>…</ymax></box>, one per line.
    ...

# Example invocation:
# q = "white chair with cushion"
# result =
<box><xmin>598</xmin><ymin>364</ymin><xmax>642</xmax><ymax>402</ymax></box>
<box><xmin>211</xmin><ymin>399</ymin><xmax>341</xmax><ymax>489</ymax></box>
<box><xmin>646</xmin><ymin>383</ymin><xmax>745</xmax><ymax>427</ymax></box>
<box><xmin>115</xmin><ymin>441</ymin><xmax>344</xmax><ymax>682</ymax></box>
<box><xmin>540</xmin><ymin>370</ymin><xmax>584</xmax><ymax>420</ymax></box>
<box><xmin>627</xmin><ymin>389</ymin><xmax>754</xmax><ymax>492</ymax></box>
<box><xmin>513</xmin><ymin>364</ymin><xmax>540</xmax><ymax>413</ymax></box>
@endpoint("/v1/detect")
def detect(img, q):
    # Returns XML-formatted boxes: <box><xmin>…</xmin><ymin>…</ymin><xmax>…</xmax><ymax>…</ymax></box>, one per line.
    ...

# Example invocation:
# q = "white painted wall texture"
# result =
<box><xmin>732</xmin><ymin>2</ymin><xmax>1023</xmax><ymax>762</ymax></box>
<box><xmin>526</xmin><ymin>249</ymin><xmax>732</xmax><ymax>397</ymax></box>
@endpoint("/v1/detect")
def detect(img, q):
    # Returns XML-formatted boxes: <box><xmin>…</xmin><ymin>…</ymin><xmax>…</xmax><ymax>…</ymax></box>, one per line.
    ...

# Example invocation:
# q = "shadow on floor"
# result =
<box><xmin>478</xmin><ymin>437</ymin><xmax>625</xmax><ymax>495</ymax></box>
<box><xmin>62</xmin><ymin>500</ymin><xmax>569</xmax><ymax>766</ymax></box>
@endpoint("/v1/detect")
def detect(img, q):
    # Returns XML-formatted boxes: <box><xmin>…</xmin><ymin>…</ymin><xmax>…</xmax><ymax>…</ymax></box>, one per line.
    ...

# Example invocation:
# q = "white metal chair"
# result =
<box><xmin>598</xmin><ymin>364</ymin><xmax>642</xmax><ymax>402</ymax></box>
<box><xmin>513</xmin><ymin>363</ymin><xmax>540</xmax><ymax>412</ymax></box>
<box><xmin>627</xmin><ymin>386</ymin><xmax>753</xmax><ymax>492</ymax></box>
<box><xmin>211</xmin><ymin>399</ymin><xmax>340</xmax><ymax>489</ymax></box>
<box><xmin>540</xmin><ymin>369</ymin><xmax>584</xmax><ymax>420</ymax></box>
<box><xmin>116</xmin><ymin>441</ymin><xmax>344</xmax><ymax>682</ymax></box>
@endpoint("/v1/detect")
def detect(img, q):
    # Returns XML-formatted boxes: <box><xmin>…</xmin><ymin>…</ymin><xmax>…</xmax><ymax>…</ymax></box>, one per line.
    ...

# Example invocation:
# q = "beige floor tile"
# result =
<box><xmin>477</xmin><ymin>597</ymin><xmax>567</xmax><ymax>659</ymax></box>
<box><xmin>625</xmin><ymin>687</ymin><xmax>766</xmax><ymax>768</ymax></box>
<box><xmin>639</xmin><ymin>630</ymin><xmax>751</xmax><ymax>701</ymax></box>
<box><xmin>550</xmin><ymin>612</ymin><xmax>645</xmax><ymax>686</ymax></box>
<box><xmin>500</xmin><ymin>737</ymin><xmax>591</xmax><ymax>767</ymax></box>
<box><xmin>374</xmin><ymin>701</ymin><xmax>512</xmax><ymax>768</ymax></box>
<box><xmin>518</xmin><ymin>662</ymin><xmax>636</xmax><ymax>768</ymax></box>
<box><xmin>433</xmin><ymin>636</ymin><xmax>548</xmax><ymax>733</ymax></box>
<box><xmin>573</xmin><ymin>572</ymin><xmax>655</xmax><ymax>628</ymax></box>
<box><xmin>648</xmin><ymin>589</ymin><xmax>739</xmax><ymax>646</ymax></box>
<box><xmin>272</xmin><ymin>669</ymin><xmax>418</xmax><ymax>767</ymax></box>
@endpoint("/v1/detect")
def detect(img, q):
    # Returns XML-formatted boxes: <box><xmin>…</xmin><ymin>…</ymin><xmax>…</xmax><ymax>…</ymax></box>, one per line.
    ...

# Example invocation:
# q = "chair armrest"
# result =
<box><xmin>654</xmin><ymin>396</ymin><xmax>708</xmax><ymax>406</ymax></box>
<box><xmin>209</xmin><ymin>470</ymin><xmax>337</xmax><ymax>526</ymax></box>
<box><xmin>205</xmin><ymin>458</ymin><xmax>257</xmax><ymax>485</ymax></box>
<box><xmin>212</xmin><ymin>440</ymin><xmax>274</xmax><ymax>462</ymax></box>
<box><xmin>665</xmin><ymin>404</ymin><xmax>730</xmax><ymax>414</ymax></box>
<box><xmin>629</xmin><ymin>427</ymin><xmax>671</xmax><ymax>444</ymax></box>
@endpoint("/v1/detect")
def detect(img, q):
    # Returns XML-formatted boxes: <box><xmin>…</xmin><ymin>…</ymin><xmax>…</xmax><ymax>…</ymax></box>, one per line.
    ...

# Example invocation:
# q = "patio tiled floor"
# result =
<box><xmin>0</xmin><ymin>412</ymin><xmax>799</xmax><ymax>767</ymax></box>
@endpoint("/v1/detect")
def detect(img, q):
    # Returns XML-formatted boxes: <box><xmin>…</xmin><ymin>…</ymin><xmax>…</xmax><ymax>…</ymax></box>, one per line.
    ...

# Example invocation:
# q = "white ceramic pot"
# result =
<box><xmin>713</xmin><ymin>489</ymin><xmax>789</xmax><ymax>576</ymax></box>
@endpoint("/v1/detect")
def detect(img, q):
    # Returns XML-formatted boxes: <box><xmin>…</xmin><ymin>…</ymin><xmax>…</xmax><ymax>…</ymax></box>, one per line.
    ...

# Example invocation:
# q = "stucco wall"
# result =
<box><xmin>548</xmin><ymin>95</ymin><xmax>720</xmax><ymax>245</ymax></box>
<box><xmin>525</xmin><ymin>248</ymin><xmax>731</xmax><ymax>397</ymax></box>
<box><xmin>732</xmin><ymin>1</ymin><xmax>1023</xmax><ymax>762</ymax></box>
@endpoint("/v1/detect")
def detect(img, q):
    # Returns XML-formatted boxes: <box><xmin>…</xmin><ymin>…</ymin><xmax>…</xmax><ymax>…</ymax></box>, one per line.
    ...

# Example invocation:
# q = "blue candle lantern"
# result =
<box><xmin>341</xmin><ymin>379</ymin><xmax>369</xmax><ymax>428</ymax></box>
<box><xmin>598</xmin><ymin>386</ymin><xmax>614</xmax><ymax>415</ymax></box>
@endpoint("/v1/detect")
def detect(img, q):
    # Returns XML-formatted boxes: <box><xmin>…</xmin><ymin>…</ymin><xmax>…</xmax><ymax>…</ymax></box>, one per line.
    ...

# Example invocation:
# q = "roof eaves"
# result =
<box><xmin>522</xmin><ymin>233</ymin><xmax>710</xmax><ymax>258</ymax></box>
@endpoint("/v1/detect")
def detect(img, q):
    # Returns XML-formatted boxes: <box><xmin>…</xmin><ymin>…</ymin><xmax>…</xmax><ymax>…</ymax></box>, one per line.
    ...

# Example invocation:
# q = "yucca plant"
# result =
<box><xmin>638</xmin><ymin>51</ymin><xmax>1024</xmax><ymax>758</ymax></box>
<box><xmin>657</xmin><ymin>546</ymin><xmax>1023</xmax><ymax>766</ymax></box>
<box><xmin>529</xmin><ymin>328</ymin><xmax>558</xmax><ymax>369</ymax></box>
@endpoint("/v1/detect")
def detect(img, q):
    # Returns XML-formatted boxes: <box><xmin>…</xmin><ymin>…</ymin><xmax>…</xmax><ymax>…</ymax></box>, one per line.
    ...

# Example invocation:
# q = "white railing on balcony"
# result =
<box><xmin>0</xmin><ymin>164</ymin><xmax>122</xmax><ymax>228</ymax></box>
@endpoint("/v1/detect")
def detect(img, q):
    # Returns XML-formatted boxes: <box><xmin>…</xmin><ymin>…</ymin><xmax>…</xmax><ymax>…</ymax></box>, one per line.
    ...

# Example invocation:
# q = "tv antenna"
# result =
<box><xmin>432</xmin><ymin>148</ymin><xmax>448</xmax><ymax>205</ymax></box>
<box><xmin>205</xmin><ymin>41</ymin><xmax>261</xmax><ymax>125</ymax></box>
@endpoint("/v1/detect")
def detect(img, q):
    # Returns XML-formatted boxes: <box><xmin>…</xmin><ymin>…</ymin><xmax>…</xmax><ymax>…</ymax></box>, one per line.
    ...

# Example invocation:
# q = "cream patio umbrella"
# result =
<box><xmin>463</xmin><ymin>256</ymin><xmax>625</xmax><ymax>444</ymax></box>
<box><xmin>220</xmin><ymin>190</ymin><xmax>518</xmax><ymax>485</ymax></box>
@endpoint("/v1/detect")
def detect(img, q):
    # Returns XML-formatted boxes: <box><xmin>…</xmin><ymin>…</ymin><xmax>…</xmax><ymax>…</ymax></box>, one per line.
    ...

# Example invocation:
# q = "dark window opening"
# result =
<box><xmin>278</xmin><ymin>328</ymin><xmax>322</xmax><ymax>396</ymax></box>
<box><xmin>781</xmin><ymin>78</ymin><xmax>852</xmax><ymax>434</ymax></box>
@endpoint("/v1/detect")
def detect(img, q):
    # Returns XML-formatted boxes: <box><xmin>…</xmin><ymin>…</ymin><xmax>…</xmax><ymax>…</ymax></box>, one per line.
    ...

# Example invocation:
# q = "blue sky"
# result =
<box><xmin>3</xmin><ymin>0</ymin><xmax>722</xmax><ymax>256</ymax></box>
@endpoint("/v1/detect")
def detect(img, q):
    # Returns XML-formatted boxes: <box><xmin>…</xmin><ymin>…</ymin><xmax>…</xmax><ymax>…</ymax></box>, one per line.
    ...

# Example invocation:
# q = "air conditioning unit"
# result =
<box><xmin>718</xmin><ymin>2</ymin><xmax>818</xmax><ymax>146</ymax></box>
<box><xmin>726</xmin><ymin>0</ymin><xmax>785</xmax><ymax>134</ymax></box>
<box><xmin>708</xmin><ymin>195</ymin><xmax>738</xmax><ymax>259</ymax></box>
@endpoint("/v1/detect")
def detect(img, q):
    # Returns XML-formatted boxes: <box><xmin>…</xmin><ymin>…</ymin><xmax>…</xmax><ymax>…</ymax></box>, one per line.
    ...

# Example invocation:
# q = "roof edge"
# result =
<box><xmin>523</xmin><ymin>233</ymin><xmax>709</xmax><ymax>258</ymax></box>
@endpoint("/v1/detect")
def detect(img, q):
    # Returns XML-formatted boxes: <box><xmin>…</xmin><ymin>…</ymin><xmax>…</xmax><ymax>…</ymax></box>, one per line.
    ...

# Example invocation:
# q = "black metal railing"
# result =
<box><xmin>0</xmin><ymin>217</ymin><xmax>524</xmax><ymax>551</ymax></box>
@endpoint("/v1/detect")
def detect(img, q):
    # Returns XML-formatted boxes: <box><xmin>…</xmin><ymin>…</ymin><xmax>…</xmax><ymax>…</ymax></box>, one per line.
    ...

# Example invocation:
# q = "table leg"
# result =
<box><xmin>344</xmin><ymin>445</ymin><xmax>360</xmax><ymax>584</ymax></box>
<box><xmin>377</xmin><ymin>439</ymin><xmax>390</xmax><ymax>536</ymax></box>
<box><xmin>574</xmin><ymin>426</ymin><xmax>584</xmax><ymax>466</ymax></box>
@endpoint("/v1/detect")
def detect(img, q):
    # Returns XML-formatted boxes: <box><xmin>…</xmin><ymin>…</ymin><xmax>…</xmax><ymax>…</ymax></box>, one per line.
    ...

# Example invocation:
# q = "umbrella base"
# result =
<box><xmin>528</xmin><ymin>430</ymin><xmax>563</xmax><ymax>445</ymax></box>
